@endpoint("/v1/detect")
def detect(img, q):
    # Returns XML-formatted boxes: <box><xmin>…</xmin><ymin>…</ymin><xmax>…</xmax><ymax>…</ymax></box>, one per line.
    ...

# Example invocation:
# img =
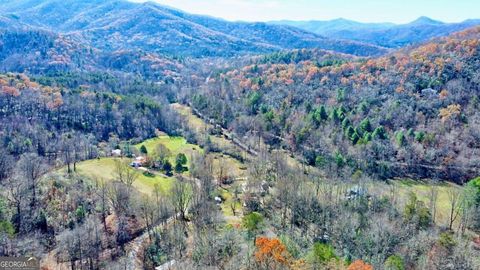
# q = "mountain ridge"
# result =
<box><xmin>0</xmin><ymin>0</ymin><xmax>388</xmax><ymax>57</ymax></box>
<box><xmin>269</xmin><ymin>16</ymin><xmax>480</xmax><ymax>48</ymax></box>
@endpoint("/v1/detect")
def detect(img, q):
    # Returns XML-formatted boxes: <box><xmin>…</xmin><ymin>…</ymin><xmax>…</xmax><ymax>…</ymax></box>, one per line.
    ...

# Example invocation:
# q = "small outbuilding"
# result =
<box><xmin>111</xmin><ymin>149</ymin><xmax>122</xmax><ymax>157</ymax></box>
<box><xmin>130</xmin><ymin>156</ymin><xmax>146</xmax><ymax>167</ymax></box>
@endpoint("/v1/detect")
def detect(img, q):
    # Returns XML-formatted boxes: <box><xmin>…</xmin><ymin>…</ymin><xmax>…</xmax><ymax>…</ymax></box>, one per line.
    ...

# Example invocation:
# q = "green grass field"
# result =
<box><xmin>171</xmin><ymin>103</ymin><xmax>208</xmax><ymax>132</ymax></box>
<box><xmin>135</xmin><ymin>135</ymin><xmax>202</xmax><ymax>168</ymax></box>
<box><xmin>73</xmin><ymin>157</ymin><xmax>175</xmax><ymax>195</ymax></box>
<box><xmin>70</xmin><ymin>131</ymin><xmax>248</xmax><ymax>198</ymax></box>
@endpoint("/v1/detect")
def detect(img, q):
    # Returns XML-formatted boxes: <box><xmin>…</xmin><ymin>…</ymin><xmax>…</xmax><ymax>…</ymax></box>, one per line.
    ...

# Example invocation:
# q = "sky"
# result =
<box><xmin>132</xmin><ymin>0</ymin><xmax>479</xmax><ymax>23</ymax></box>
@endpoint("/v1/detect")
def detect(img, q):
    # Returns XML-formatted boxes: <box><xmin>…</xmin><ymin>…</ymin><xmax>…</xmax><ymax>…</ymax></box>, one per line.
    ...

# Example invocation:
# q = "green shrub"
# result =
<box><xmin>414</xmin><ymin>131</ymin><xmax>425</xmax><ymax>142</ymax></box>
<box><xmin>310</xmin><ymin>242</ymin><xmax>338</xmax><ymax>264</ymax></box>
<box><xmin>438</xmin><ymin>232</ymin><xmax>457</xmax><ymax>249</ymax></box>
<box><xmin>0</xmin><ymin>221</ymin><xmax>15</xmax><ymax>237</ymax></box>
<box><xmin>242</xmin><ymin>212</ymin><xmax>263</xmax><ymax>239</ymax></box>
<box><xmin>75</xmin><ymin>205</ymin><xmax>86</xmax><ymax>222</ymax></box>
<box><xmin>385</xmin><ymin>255</ymin><xmax>405</xmax><ymax>270</ymax></box>
<box><xmin>467</xmin><ymin>177</ymin><xmax>480</xmax><ymax>205</ymax></box>
<box><xmin>395</xmin><ymin>130</ymin><xmax>406</xmax><ymax>146</ymax></box>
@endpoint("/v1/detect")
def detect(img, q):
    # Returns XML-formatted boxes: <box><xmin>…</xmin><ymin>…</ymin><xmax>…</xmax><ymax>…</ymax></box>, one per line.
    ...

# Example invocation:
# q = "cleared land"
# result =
<box><xmin>135</xmin><ymin>135</ymin><xmax>202</xmax><ymax>168</ymax></box>
<box><xmin>172</xmin><ymin>103</ymin><xmax>246</xmax><ymax>154</ymax></box>
<box><xmin>72</xmin><ymin>157</ymin><xmax>175</xmax><ymax>195</ymax></box>
<box><xmin>370</xmin><ymin>179</ymin><xmax>462</xmax><ymax>226</ymax></box>
<box><xmin>71</xmin><ymin>104</ymin><xmax>461</xmax><ymax>227</ymax></box>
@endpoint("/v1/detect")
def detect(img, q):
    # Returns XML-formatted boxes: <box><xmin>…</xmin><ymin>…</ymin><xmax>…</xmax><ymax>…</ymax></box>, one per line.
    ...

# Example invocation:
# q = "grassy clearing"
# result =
<box><xmin>171</xmin><ymin>103</ymin><xmax>250</xmax><ymax>159</ymax></box>
<box><xmin>210</xmin><ymin>152</ymin><xmax>248</xmax><ymax>179</ymax></box>
<box><xmin>368</xmin><ymin>179</ymin><xmax>461</xmax><ymax>226</ymax></box>
<box><xmin>171</xmin><ymin>103</ymin><xmax>208</xmax><ymax>132</ymax></box>
<box><xmin>216</xmin><ymin>186</ymin><xmax>243</xmax><ymax>225</ymax></box>
<box><xmin>72</xmin><ymin>157</ymin><xmax>175</xmax><ymax>195</ymax></box>
<box><xmin>135</xmin><ymin>135</ymin><xmax>202</xmax><ymax>168</ymax></box>
<box><xmin>394</xmin><ymin>179</ymin><xmax>461</xmax><ymax>226</ymax></box>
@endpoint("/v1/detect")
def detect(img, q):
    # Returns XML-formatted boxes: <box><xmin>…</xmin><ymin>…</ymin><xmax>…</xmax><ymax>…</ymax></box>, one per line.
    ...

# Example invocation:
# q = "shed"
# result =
<box><xmin>111</xmin><ymin>149</ymin><xmax>122</xmax><ymax>157</ymax></box>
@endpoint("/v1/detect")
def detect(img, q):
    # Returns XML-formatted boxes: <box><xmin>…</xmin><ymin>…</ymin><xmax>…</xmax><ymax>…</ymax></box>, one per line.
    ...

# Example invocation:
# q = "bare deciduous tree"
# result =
<box><xmin>139</xmin><ymin>196</ymin><xmax>157</xmax><ymax>241</ymax></box>
<box><xmin>428</xmin><ymin>184</ymin><xmax>439</xmax><ymax>224</ymax></box>
<box><xmin>447</xmin><ymin>188</ymin><xmax>461</xmax><ymax>230</ymax></box>
<box><xmin>113</xmin><ymin>159</ymin><xmax>138</xmax><ymax>188</ymax></box>
<box><xmin>17</xmin><ymin>153</ymin><xmax>46</xmax><ymax>207</ymax></box>
<box><xmin>94</xmin><ymin>177</ymin><xmax>109</xmax><ymax>231</ymax></box>
<box><xmin>170</xmin><ymin>178</ymin><xmax>193</xmax><ymax>221</ymax></box>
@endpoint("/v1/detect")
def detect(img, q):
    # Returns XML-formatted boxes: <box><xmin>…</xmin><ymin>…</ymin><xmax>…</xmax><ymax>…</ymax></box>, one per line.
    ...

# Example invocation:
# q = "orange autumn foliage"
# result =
<box><xmin>47</xmin><ymin>93</ymin><xmax>64</xmax><ymax>109</ymax></box>
<box><xmin>439</xmin><ymin>89</ymin><xmax>449</xmax><ymax>100</ymax></box>
<box><xmin>347</xmin><ymin>260</ymin><xmax>373</xmax><ymax>270</ymax></box>
<box><xmin>2</xmin><ymin>85</ymin><xmax>20</xmax><ymax>97</ymax></box>
<box><xmin>255</xmin><ymin>237</ymin><xmax>291</xmax><ymax>266</ymax></box>
<box><xmin>439</xmin><ymin>104</ymin><xmax>461</xmax><ymax>123</ymax></box>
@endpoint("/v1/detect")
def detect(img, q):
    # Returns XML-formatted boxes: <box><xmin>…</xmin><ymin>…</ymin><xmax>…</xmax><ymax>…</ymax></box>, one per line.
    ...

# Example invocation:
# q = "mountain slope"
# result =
<box><xmin>271</xmin><ymin>17</ymin><xmax>480</xmax><ymax>48</ymax></box>
<box><xmin>187</xmin><ymin>27</ymin><xmax>480</xmax><ymax>181</ymax></box>
<box><xmin>269</xmin><ymin>18</ymin><xmax>394</xmax><ymax>36</ymax></box>
<box><xmin>0</xmin><ymin>28</ymin><xmax>184</xmax><ymax>82</ymax></box>
<box><xmin>0</xmin><ymin>0</ymin><xmax>388</xmax><ymax>57</ymax></box>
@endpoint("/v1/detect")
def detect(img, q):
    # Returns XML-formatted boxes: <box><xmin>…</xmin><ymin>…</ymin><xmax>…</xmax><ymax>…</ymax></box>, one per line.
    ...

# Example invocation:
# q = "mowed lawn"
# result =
<box><xmin>137</xmin><ymin>132</ymin><xmax>248</xmax><ymax>179</ymax></box>
<box><xmin>135</xmin><ymin>135</ymin><xmax>202</xmax><ymax>168</ymax></box>
<box><xmin>73</xmin><ymin>157</ymin><xmax>175</xmax><ymax>195</ymax></box>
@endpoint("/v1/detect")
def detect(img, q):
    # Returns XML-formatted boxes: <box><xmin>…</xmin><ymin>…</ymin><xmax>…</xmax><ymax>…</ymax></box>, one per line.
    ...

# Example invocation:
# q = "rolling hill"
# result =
<box><xmin>0</xmin><ymin>0</ymin><xmax>388</xmax><ymax>57</ymax></box>
<box><xmin>270</xmin><ymin>16</ymin><xmax>480</xmax><ymax>48</ymax></box>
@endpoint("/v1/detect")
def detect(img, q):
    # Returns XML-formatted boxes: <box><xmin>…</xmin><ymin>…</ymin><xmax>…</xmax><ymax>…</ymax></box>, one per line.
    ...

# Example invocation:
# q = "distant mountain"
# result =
<box><xmin>407</xmin><ymin>16</ymin><xmax>445</xmax><ymax>26</ymax></box>
<box><xmin>269</xmin><ymin>18</ymin><xmax>394</xmax><ymax>36</ymax></box>
<box><xmin>270</xmin><ymin>17</ymin><xmax>480</xmax><ymax>48</ymax></box>
<box><xmin>0</xmin><ymin>0</ymin><xmax>388</xmax><ymax>57</ymax></box>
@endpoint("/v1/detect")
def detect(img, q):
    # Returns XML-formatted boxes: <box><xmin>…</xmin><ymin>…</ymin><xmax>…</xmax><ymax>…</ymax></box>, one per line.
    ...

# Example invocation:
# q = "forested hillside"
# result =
<box><xmin>0</xmin><ymin>0</ymin><xmax>388</xmax><ymax>57</ymax></box>
<box><xmin>187</xmin><ymin>27</ymin><xmax>480</xmax><ymax>182</ymax></box>
<box><xmin>0</xmin><ymin>1</ymin><xmax>479</xmax><ymax>269</ymax></box>
<box><xmin>0</xmin><ymin>29</ymin><xmax>184</xmax><ymax>82</ymax></box>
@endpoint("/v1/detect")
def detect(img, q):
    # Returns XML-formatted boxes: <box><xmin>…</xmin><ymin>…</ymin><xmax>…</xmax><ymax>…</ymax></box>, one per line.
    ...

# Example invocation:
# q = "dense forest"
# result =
<box><xmin>187</xmin><ymin>27</ymin><xmax>480</xmax><ymax>183</ymax></box>
<box><xmin>0</xmin><ymin>0</ymin><xmax>479</xmax><ymax>270</ymax></box>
